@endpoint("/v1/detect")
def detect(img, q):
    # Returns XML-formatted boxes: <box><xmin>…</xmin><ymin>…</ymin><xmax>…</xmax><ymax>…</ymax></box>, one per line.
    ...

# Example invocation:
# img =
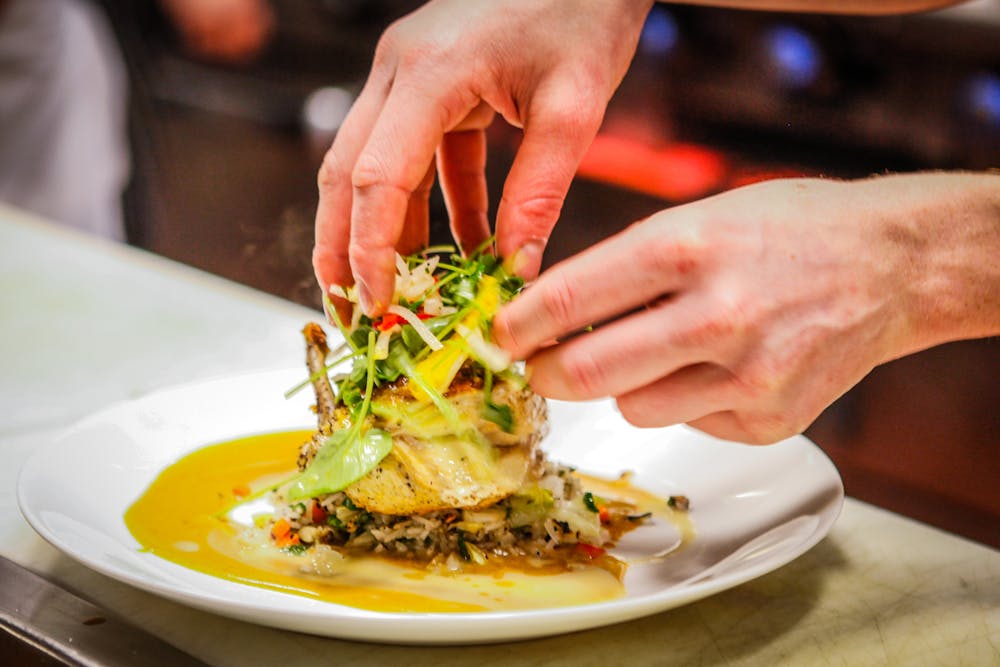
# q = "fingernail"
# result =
<box><xmin>504</xmin><ymin>239</ymin><xmax>546</xmax><ymax>279</ymax></box>
<box><xmin>356</xmin><ymin>277</ymin><xmax>375</xmax><ymax>316</ymax></box>
<box><xmin>322</xmin><ymin>296</ymin><xmax>335</xmax><ymax>324</ymax></box>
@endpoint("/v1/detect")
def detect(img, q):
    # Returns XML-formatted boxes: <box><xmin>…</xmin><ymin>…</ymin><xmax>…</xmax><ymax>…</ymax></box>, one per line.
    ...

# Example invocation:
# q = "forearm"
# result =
<box><xmin>665</xmin><ymin>1</ymin><xmax>965</xmax><ymax>16</ymax></box>
<box><xmin>860</xmin><ymin>172</ymin><xmax>1000</xmax><ymax>357</ymax></box>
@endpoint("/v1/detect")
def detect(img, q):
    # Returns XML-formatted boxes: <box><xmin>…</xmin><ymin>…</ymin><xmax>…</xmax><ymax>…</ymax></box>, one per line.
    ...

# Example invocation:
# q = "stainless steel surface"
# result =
<box><xmin>0</xmin><ymin>556</ymin><xmax>207</xmax><ymax>667</ymax></box>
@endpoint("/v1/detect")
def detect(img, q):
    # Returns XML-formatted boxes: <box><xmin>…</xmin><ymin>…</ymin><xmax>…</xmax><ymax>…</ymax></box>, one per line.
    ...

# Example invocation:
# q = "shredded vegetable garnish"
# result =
<box><xmin>387</xmin><ymin>304</ymin><xmax>443</xmax><ymax>351</ymax></box>
<box><xmin>286</xmin><ymin>245</ymin><xmax>526</xmax><ymax>494</ymax></box>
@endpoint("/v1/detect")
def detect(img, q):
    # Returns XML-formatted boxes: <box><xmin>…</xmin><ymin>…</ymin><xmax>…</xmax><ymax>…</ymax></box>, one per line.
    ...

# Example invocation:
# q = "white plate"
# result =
<box><xmin>18</xmin><ymin>368</ymin><xmax>843</xmax><ymax>645</ymax></box>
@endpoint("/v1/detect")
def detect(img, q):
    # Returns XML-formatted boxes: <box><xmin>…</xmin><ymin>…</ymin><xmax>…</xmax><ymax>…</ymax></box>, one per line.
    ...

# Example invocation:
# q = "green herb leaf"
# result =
<box><xmin>500</xmin><ymin>275</ymin><xmax>524</xmax><ymax>296</ymax></box>
<box><xmin>350</xmin><ymin>326</ymin><xmax>373</xmax><ymax>350</ymax></box>
<box><xmin>450</xmin><ymin>276</ymin><xmax>477</xmax><ymax>305</ymax></box>
<box><xmin>374</xmin><ymin>358</ymin><xmax>401</xmax><ymax>383</ymax></box>
<box><xmin>400</xmin><ymin>324</ymin><xmax>424</xmax><ymax>354</ymax></box>
<box><xmin>482</xmin><ymin>401</ymin><xmax>514</xmax><ymax>433</ymax></box>
<box><xmin>479</xmin><ymin>254</ymin><xmax>499</xmax><ymax>274</ymax></box>
<box><xmin>287</xmin><ymin>427</ymin><xmax>393</xmax><ymax>500</ymax></box>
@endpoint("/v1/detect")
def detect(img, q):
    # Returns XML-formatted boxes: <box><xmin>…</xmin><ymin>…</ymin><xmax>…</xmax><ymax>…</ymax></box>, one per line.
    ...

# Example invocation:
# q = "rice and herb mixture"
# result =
<box><xmin>268</xmin><ymin>462</ymin><xmax>660</xmax><ymax>572</ymax></box>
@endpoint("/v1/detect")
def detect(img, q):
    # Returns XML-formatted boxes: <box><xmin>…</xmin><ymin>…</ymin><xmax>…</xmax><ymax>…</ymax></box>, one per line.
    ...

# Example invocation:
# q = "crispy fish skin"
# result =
<box><xmin>298</xmin><ymin>323</ymin><xmax>547</xmax><ymax>514</ymax></box>
<box><xmin>303</xmin><ymin>323</ymin><xmax>336</xmax><ymax>420</ymax></box>
<box><xmin>298</xmin><ymin>323</ymin><xmax>352</xmax><ymax>470</ymax></box>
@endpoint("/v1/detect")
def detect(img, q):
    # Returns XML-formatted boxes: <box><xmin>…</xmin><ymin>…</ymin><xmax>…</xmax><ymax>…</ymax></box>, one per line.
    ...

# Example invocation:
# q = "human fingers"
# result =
<box><xmin>349</xmin><ymin>80</ymin><xmax>479</xmax><ymax>315</ymax></box>
<box><xmin>314</xmin><ymin>73</ymin><xmax>393</xmax><ymax>320</ymax></box>
<box><xmin>494</xmin><ymin>74</ymin><xmax>607</xmax><ymax>279</ymax></box>
<box><xmin>494</xmin><ymin>218</ymin><xmax>700</xmax><ymax>359</ymax></box>
<box><xmin>398</xmin><ymin>161</ymin><xmax>437</xmax><ymax>256</ymax></box>
<box><xmin>685</xmin><ymin>411</ymin><xmax>803</xmax><ymax>446</ymax></box>
<box><xmin>524</xmin><ymin>297</ymin><xmax>733</xmax><ymax>400</ymax></box>
<box><xmin>615</xmin><ymin>370</ymin><xmax>805</xmax><ymax>444</ymax></box>
<box><xmin>438</xmin><ymin>129</ymin><xmax>492</xmax><ymax>256</ymax></box>
<box><xmin>613</xmin><ymin>364</ymin><xmax>738</xmax><ymax>428</ymax></box>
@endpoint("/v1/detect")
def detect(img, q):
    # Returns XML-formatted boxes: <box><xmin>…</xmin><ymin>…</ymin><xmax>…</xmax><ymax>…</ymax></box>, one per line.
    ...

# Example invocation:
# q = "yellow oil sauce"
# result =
<box><xmin>124</xmin><ymin>430</ymin><xmax>675</xmax><ymax>613</ymax></box>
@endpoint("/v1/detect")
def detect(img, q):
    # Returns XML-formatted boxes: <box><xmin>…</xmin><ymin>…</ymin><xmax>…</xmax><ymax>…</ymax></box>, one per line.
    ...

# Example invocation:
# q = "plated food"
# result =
<box><xmin>270</xmin><ymin>248</ymin><xmax>686</xmax><ymax>576</ymax></box>
<box><xmin>123</xmin><ymin>248</ymin><xmax>692</xmax><ymax>612</ymax></box>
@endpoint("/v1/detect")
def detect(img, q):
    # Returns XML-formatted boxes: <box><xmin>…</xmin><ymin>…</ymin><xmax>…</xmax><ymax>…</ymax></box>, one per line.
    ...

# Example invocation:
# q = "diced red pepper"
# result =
<box><xmin>311</xmin><ymin>502</ymin><xmax>327</xmax><ymax>525</ymax></box>
<box><xmin>598</xmin><ymin>506</ymin><xmax>610</xmax><ymax>524</ymax></box>
<box><xmin>376</xmin><ymin>309</ymin><xmax>434</xmax><ymax>330</ymax></box>
<box><xmin>375</xmin><ymin>313</ymin><xmax>405</xmax><ymax>331</ymax></box>
<box><xmin>576</xmin><ymin>543</ymin><xmax>606</xmax><ymax>559</ymax></box>
<box><xmin>232</xmin><ymin>484</ymin><xmax>251</xmax><ymax>498</ymax></box>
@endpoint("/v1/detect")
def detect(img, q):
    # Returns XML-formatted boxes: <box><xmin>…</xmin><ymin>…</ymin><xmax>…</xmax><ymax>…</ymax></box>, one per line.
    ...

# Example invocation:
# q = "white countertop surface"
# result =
<box><xmin>1</xmin><ymin>205</ymin><xmax>997</xmax><ymax>666</ymax></box>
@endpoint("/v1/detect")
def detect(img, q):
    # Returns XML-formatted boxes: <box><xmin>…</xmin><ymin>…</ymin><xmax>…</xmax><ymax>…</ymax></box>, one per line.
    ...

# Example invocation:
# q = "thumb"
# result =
<box><xmin>495</xmin><ymin>76</ymin><xmax>605</xmax><ymax>278</ymax></box>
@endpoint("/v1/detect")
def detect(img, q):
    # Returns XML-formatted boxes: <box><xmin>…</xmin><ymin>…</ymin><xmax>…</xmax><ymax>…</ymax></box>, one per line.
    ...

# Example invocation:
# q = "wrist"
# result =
<box><xmin>859</xmin><ymin>172</ymin><xmax>1000</xmax><ymax>358</ymax></box>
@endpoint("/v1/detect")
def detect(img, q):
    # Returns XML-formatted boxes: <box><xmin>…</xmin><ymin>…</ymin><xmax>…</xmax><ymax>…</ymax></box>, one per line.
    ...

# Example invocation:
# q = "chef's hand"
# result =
<box><xmin>493</xmin><ymin>173</ymin><xmax>1000</xmax><ymax>444</ymax></box>
<box><xmin>313</xmin><ymin>0</ymin><xmax>653</xmax><ymax>316</ymax></box>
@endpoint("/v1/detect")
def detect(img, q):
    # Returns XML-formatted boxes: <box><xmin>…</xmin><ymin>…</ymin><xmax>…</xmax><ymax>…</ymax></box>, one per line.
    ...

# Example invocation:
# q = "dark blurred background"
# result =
<box><xmin>99</xmin><ymin>0</ymin><xmax>998</xmax><ymax>547</ymax></box>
